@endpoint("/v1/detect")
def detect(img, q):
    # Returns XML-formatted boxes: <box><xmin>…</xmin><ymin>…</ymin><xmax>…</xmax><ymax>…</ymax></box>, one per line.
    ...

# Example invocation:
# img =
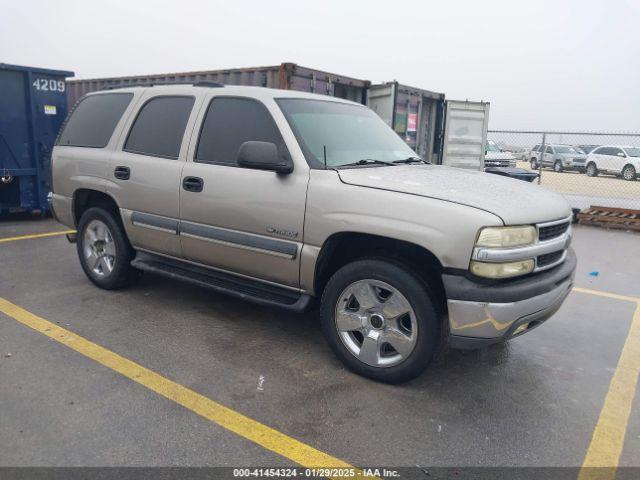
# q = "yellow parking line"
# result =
<box><xmin>574</xmin><ymin>289</ymin><xmax>640</xmax><ymax>480</ymax></box>
<box><xmin>574</xmin><ymin>286</ymin><xmax>639</xmax><ymax>304</ymax></box>
<box><xmin>0</xmin><ymin>230</ymin><xmax>76</xmax><ymax>243</ymax></box>
<box><xmin>0</xmin><ymin>298</ymin><xmax>368</xmax><ymax>479</ymax></box>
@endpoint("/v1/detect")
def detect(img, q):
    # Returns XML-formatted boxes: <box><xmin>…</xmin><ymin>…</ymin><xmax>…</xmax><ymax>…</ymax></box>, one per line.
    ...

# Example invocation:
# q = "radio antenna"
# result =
<box><xmin>323</xmin><ymin>145</ymin><xmax>328</xmax><ymax>170</ymax></box>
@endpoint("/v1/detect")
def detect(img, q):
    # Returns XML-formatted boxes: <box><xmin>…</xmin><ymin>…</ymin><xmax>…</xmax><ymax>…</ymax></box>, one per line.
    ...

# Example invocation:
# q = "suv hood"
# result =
<box><xmin>337</xmin><ymin>164</ymin><xmax>571</xmax><ymax>225</ymax></box>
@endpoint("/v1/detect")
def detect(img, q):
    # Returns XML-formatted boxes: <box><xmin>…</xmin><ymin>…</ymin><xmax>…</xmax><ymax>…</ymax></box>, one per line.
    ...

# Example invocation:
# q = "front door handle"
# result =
<box><xmin>114</xmin><ymin>166</ymin><xmax>130</xmax><ymax>180</ymax></box>
<box><xmin>182</xmin><ymin>176</ymin><xmax>204</xmax><ymax>192</ymax></box>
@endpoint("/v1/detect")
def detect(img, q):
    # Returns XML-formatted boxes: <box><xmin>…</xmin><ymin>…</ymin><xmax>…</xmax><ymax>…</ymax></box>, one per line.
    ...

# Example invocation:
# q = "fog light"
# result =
<box><xmin>470</xmin><ymin>259</ymin><xmax>535</xmax><ymax>279</ymax></box>
<box><xmin>512</xmin><ymin>323</ymin><xmax>530</xmax><ymax>336</ymax></box>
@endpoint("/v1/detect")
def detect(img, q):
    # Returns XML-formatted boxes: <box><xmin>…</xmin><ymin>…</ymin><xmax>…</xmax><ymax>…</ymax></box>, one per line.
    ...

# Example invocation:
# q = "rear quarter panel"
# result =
<box><xmin>51</xmin><ymin>90</ymin><xmax>143</xmax><ymax>227</ymax></box>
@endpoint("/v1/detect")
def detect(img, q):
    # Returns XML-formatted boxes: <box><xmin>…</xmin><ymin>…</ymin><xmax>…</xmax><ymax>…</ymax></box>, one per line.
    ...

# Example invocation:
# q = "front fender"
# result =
<box><xmin>300</xmin><ymin>170</ymin><xmax>503</xmax><ymax>292</ymax></box>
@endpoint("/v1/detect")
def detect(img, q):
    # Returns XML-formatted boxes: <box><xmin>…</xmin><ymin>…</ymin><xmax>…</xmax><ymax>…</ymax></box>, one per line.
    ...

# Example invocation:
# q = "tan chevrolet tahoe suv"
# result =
<box><xmin>51</xmin><ymin>84</ymin><xmax>576</xmax><ymax>383</ymax></box>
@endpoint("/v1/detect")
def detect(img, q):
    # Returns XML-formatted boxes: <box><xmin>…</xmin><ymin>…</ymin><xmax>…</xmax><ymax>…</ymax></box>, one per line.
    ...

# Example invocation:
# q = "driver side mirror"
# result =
<box><xmin>617</xmin><ymin>152</ymin><xmax>626</xmax><ymax>158</ymax></box>
<box><xmin>237</xmin><ymin>141</ymin><xmax>293</xmax><ymax>174</ymax></box>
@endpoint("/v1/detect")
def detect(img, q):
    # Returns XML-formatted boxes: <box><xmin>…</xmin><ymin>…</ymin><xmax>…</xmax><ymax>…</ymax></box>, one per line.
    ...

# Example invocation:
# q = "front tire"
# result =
<box><xmin>586</xmin><ymin>162</ymin><xmax>598</xmax><ymax>177</ymax></box>
<box><xmin>622</xmin><ymin>164</ymin><xmax>637</xmax><ymax>181</ymax></box>
<box><xmin>530</xmin><ymin>159</ymin><xmax>538</xmax><ymax>170</ymax></box>
<box><xmin>320</xmin><ymin>259</ymin><xmax>440</xmax><ymax>384</ymax></box>
<box><xmin>554</xmin><ymin>161</ymin><xmax>563</xmax><ymax>173</ymax></box>
<box><xmin>76</xmin><ymin>207</ymin><xmax>140</xmax><ymax>290</ymax></box>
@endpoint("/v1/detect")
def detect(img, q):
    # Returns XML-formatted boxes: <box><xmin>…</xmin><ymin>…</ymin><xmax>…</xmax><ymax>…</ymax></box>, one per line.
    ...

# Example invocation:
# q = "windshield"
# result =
<box><xmin>624</xmin><ymin>147</ymin><xmax>640</xmax><ymax>157</ymax></box>
<box><xmin>554</xmin><ymin>146</ymin><xmax>580</xmax><ymax>154</ymax></box>
<box><xmin>276</xmin><ymin>98</ymin><xmax>417</xmax><ymax>168</ymax></box>
<box><xmin>486</xmin><ymin>141</ymin><xmax>501</xmax><ymax>152</ymax></box>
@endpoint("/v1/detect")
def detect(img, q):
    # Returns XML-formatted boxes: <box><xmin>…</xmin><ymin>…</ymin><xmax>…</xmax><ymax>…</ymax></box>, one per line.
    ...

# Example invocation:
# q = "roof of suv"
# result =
<box><xmin>591</xmin><ymin>145</ymin><xmax>637</xmax><ymax>149</ymax></box>
<box><xmin>88</xmin><ymin>84</ymin><xmax>363</xmax><ymax>106</ymax></box>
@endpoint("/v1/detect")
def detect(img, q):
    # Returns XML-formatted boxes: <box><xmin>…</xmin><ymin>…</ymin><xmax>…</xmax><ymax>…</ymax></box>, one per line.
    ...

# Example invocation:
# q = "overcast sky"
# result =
<box><xmin>2</xmin><ymin>0</ymin><xmax>638</xmax><ymax>131</ymax></box>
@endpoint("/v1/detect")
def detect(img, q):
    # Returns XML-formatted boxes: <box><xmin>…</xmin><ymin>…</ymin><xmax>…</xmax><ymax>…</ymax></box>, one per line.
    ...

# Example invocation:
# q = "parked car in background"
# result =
<box><xmin>511</xmin><ymin>147</ymin><xmax>529</xmax><ymax>161</ymax></box>
<box><xmin>576</xmin><ymin>144</ymin><xmax>599</xmax><ymax>154</ymax></box>
<box><xmin>485</xmin><ymin>139</ymin><xmax>516</xmax><ymax>167</ymax></box>
<box><xmin>529</xmin><ymin>144</ymin><xmax>587</xmax><ymax>172</ymax></box>
<box><xmin>585</xmin><ymin>145</ymin><xmax>640</xmax><ymax>180</ymax></box>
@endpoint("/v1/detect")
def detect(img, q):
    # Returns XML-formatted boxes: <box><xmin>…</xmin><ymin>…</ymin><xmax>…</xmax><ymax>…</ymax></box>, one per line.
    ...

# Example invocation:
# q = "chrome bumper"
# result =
<box><xmin>447</xmin><ymin>276</ymin><xmax>573</xmax><ymax>346</ymax></box>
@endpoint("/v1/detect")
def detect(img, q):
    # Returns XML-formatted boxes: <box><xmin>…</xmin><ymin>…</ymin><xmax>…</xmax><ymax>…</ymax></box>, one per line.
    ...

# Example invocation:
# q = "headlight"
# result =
<box><xmin>476</xmin><ymin>226</ymin><xmax>536</xmax><ymax>248</ymax></box>
<box><xmin>470</xmin><ymin>259</ymin><xmax>535</xmax><ymax>279</ymax></box>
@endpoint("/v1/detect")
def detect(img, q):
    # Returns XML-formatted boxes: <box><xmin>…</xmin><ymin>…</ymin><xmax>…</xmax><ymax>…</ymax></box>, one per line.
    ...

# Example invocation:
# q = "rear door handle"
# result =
<box><xmin>114</xmin><ymin>166</ymin><xmax>130</xmax><ymax>180</ymax></box>
<box><xmin>182</xmin><ymin>176</ymin><xmax>204</xmax><ymax>192</ymax></box>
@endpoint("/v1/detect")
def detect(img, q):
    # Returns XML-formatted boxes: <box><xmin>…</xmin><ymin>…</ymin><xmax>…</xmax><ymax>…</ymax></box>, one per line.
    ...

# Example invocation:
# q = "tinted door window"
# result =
<box><xmin>532</xmin><ymin>144</ymin><xmax>540</xmax><ymax>152</ymax></box>
<box><xmin>196</xmin><ymin>97</ymin><xmax>287</xmax><ymax>166</ymax></box>
<box><xmin>124</xmin><ymin>96</ymin><xmax>195</xmax><ymax>159</ymax></box>
<box><xmin>545</xmin><ymin>146</ymin><xmax>554</xmax><ymax>154</ymax></box>
<box><xmin>598</xmin><ymin>147</ymin><xmax>615</xmax><ymax>156</ymax></box>
<box><xmin>57</xmin><ymin>93</ymin><xmax>133</xmax><ymax>148</ymax></box>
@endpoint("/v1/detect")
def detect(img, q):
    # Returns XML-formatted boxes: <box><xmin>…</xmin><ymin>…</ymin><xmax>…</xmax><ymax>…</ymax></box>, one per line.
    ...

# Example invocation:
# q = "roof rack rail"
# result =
<box><xmin>103</xmin><ymin>81</ymin><xmax>225</xmax><ymax>90</ymax></box>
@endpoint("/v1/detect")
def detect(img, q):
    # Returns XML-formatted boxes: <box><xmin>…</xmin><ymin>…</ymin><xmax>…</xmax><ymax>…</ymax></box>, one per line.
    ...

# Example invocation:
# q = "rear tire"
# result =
<box><xmin>320</xmin><ymin>259</ymin><xmax>440</xmax><ymax>384</ymax></box>
<box><xmin>622</xmin><ymin>164</ymin><xmax>637</xmax><ymax>181</ymax></box>
<box><xmin>76</xmin><ymin>207</ymin><xmax>140</xmax><ymax>290</ymax></box>
<box><xmin>586</xmin><ymin>162</ymin><xmax>598</xmax><ymax>177</ymax></box>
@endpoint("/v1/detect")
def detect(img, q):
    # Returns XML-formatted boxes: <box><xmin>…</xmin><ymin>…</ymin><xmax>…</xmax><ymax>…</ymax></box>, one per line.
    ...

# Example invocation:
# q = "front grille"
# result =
<box><xmin>537</xmin><ymin>250</ymin><xmax>564</xmax><ymax>268</ymax></box>
<box><xmin>538</xmin><ymin>221</ymin><xmax>570</xmax><ymax>241</ymax></box>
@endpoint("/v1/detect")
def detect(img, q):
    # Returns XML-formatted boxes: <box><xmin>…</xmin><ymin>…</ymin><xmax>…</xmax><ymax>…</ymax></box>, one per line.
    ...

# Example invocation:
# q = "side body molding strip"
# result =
<box><xmin>180</xmin><ymin>221</ymin><xmax>298</xmax><ymax>260</ymax></box>
<box><xmin>129</xmin><ymin>212</ymin><xmax>298</xmax><ymax>260</ymax></box>
<box><xmin>131</xmin><ymin>212</ymin><xmax>179</xmax><ymax>234</ymax></box>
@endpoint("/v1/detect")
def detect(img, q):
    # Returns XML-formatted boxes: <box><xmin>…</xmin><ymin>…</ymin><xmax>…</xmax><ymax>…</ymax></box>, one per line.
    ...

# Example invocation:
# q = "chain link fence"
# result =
<box><xmin>487</xmin><ymin>130</ymin><xmax>640</xmax><ymax>211</ymax></box>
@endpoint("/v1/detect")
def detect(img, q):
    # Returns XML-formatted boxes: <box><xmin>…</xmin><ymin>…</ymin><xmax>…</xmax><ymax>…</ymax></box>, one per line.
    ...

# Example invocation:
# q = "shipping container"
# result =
<box><xmin>440</xmin><ymin>100</ymin><xmax>490</xmax><ymax>170</ymax></box>
<box><xmin>66</xmin><ymin>62</ymin><xmax>370</xmax><ymax>108</ymax></box>
<box><xmin>0</xmin><ymin>63</ymin><xmax>74</xmax><ymax>215</ymax></box>
<box><xmin>367</xmin><ymin>82</ymin><xmax>445</xmax><ymax>164</ymax></box>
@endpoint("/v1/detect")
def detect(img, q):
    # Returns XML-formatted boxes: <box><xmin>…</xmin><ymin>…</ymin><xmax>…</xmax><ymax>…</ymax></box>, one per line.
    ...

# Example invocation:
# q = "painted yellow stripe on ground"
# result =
<box><xmin>0</xmin><ymin>230</ymin><xmax>76</xmax><ymax>243</ymax></box>
<box><xmin>577</xmin><ymin>295</ymin><xmax>640</xmax><ymax>480</ymax></box>
<box><xmin>0</xmin><ymin>298</ymin><xmax>370</xmax><ymax>479</ymax></box>
<box><xmin>574</xmin><ymin>287</ymin><xmax>639</xmax><ymax>304</ymax></box>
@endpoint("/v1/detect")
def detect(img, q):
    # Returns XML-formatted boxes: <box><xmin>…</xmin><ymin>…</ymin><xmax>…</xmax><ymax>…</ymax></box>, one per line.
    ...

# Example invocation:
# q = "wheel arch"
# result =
<box><xmin>312</xmin><ymin>232</ymin><xmax>447</xmax><ymax>315</ymax></box>
<box><xmin>72</xmin><ymin>188</ymin><xmax>122</xmax><ymax>227</ymax></box>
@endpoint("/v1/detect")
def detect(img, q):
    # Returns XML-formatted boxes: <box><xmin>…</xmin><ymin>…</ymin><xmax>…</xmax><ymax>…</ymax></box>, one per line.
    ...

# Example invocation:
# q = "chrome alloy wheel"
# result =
<box><xmin>622</xmin><ymin>165</ymin><xmax>636</xmax><ymax>181</ymax></box>
<box><xmin>83</xmin><ymin>219</ymin><xmax>116</xmax><ymax>277</ymax></box>
<box><xmin>335</xmin><ymin>279</ymin><xmax>418</xmax><ymax>368</ymax></box>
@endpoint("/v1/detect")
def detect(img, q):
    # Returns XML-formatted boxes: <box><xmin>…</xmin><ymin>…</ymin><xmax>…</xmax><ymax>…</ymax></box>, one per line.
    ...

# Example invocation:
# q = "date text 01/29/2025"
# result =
<box><xmin>232</xmin><ymin>468</ymin><xmax>400</xmax><ymax>478</ymax></box>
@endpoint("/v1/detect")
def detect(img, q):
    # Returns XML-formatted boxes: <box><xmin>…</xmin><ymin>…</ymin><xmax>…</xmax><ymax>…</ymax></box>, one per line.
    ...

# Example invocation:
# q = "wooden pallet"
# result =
<box><xmin>577</xmin><ymin>206</ymin><xmax>640</xmax><ymax>231</ymax></box>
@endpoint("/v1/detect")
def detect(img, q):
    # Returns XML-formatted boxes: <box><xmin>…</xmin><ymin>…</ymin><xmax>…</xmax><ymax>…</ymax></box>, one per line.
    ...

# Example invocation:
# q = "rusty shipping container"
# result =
<box><xmin>66</xmin><ymin>62</ymin><xmax>370</xmax><ymax>108</ymax></box>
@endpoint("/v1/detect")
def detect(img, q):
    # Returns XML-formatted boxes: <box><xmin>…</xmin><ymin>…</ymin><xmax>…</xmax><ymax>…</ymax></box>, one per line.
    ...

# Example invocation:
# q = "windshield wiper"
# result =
<box><xmin>340</xmin><ymin>158</ymin><xmax>397</xmax><ymax>167</ymax></box>
<box><xmin>392</xmin><ymin>156</ymin><xmax>430</xmax><ymax>165</ymax></box>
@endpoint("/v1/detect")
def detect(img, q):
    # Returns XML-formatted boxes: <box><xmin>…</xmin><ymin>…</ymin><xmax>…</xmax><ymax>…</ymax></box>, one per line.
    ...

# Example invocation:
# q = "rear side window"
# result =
<box><xmin>611</xmin><ymin>147</ymin><xmax>624</xmax><ymax>156</ymax></box>
<box><xmin>57</xmin><ymin>93</ymin><xmax>133</xmax><ymax>148</ymax></box>
<box><xmin>124</xmin><ymin>96</ymin><xmax>195</xmax><ymax>159</ymax></box>
<box><xmin>195</xmin><ymin>97</ymin><xmax>286</xmax><ymax>166</ymax></box>
<box><xmin>597</xmin><ymin>147</ymin><xmax>616</xmax><ymax>156</ymax></box>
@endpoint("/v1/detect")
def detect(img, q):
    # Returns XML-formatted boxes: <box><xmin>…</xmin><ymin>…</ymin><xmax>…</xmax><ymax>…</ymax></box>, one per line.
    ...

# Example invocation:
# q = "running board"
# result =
<box><xmin>131</xmin><ymin>252</ymin><xmax>312</xmax><ymax>312</ymax></box>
